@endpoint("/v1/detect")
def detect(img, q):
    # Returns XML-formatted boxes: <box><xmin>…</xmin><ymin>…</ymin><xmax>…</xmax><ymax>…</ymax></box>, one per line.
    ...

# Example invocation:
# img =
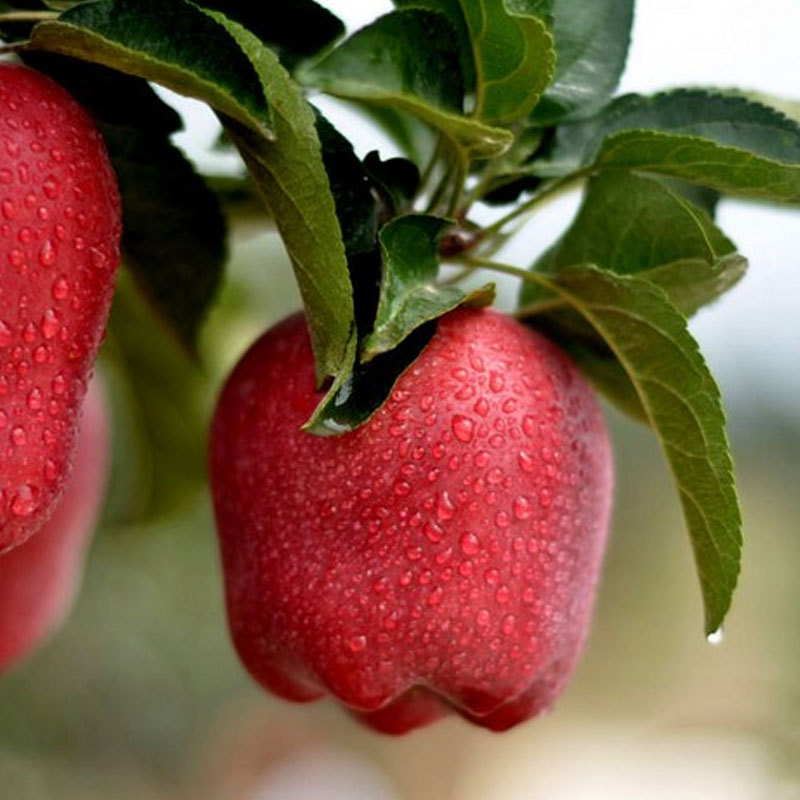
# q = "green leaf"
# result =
<box><xmin>363</xmin><ymin>151</ymin><xmax>421</xmax><ymax>218</ymax></box>
<box><xmin>549</xmin><ymin>90</ymin><xmax>800</xmax><ymax>202</ymax></box>
<box><xmin>532</xmin><ymin>0</ymin><xmax>634</xmax><ymax>123</ymax></box>
<box><xmin>304</xmin><ymin>324</ymin><xmax>435</xmax><ymax>436</ymax></box>
<box><xmin>30</xmin><ymin>0</ymin><xmax>271</xmax><ymax>135</ymax></box>
<box><xmin>23</xmin><ymin>53</ymin><xmax>225</xmax><ymax>351</ymax></box>
<box><xmin>526</xmin><ymin>265</ymin><xmax>742</xmax><ymax>635</ymax></box>
<box><xmin>395</xmin><ymin>0</ymin><xmax>555</xmax><ymax>125</ymax></box>
<box><xmin>108</xmin><ymin>127</ymin><xmax>226</xmax><ymax>353</ymax></box>
<box><xmin>303</xmin><ymin>9</ymin><xmax>512</xmax><ymax>158</ymax></box>
<box><xmin>363</xmin><ymin>215</ymin><xmax>494</xmax><ymax>360</ymax></box>
<box><xmin>522</xmin><ymin>172</ymin><xmax>746</xmax><ymax>315</ymax></box>
<box><xmin>207</xmin><ymin>9</ymin><xmax>355</xmax><ymax>383</ymax></box>
<box><xmin>196</xmin><ymin>0</ymin><xmax>344</xmax><ymax>70</ymax></box>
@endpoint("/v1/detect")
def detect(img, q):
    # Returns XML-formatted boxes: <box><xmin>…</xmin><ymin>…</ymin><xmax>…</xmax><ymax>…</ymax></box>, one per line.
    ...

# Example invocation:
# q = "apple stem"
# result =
<box><xmin>0</xmin><ymin>11</ymin><xmax>57</xmax><ymax>22</ymax></box>
<box><xmin>479</xmin><ymin>169</ymin><xmax>592</xmax><ymax>241</ymax></box>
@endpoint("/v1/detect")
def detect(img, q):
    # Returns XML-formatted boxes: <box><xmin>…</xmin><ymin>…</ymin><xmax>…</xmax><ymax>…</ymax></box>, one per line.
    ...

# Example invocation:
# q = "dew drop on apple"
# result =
<box><xmin>10</xmin><ymin>484</ymin><xmax>36</xmax><ymax>517</ymax></box>
<box><xmin>451</xmin><ymin>414</ymin><xmax>474</xmax><ymax>443</ymax></box>
<box><xmin>51</xmin><ymin>275</ymin><xmax>69</xmax><ymax>301</ymax></box>
<box><xmin>459</xmin><ymin>531</ymin><xmax>480</xmax><ymax>556</ymax></box>
<box><xmin>436</xmin><ymin>490</ymin><xmax>456</xmax><ymax>520</ymax></box>
<box><xmin>513</xmin><ymin>495</ymin><xmax>532</xmax><ymax>520</ymax></box>
<box><xmin>0</xmin><ymin>320</ymin><xmax>11</xmax><ymax>348</ymax></box>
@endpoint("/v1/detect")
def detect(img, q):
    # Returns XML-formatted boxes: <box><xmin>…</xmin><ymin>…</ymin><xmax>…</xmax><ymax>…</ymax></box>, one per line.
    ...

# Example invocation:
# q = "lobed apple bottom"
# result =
<box><xmin>210</xmin><ymin>308</ymin><xmax>614</xmax><ymax>733</ymax></box>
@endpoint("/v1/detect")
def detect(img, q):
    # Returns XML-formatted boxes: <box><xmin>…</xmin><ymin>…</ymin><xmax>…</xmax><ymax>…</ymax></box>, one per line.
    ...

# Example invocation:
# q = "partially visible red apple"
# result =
<box><xmin>0</xmin><ymin>377</ymin><xmax>110</xmax><ymax>673</ymax></box>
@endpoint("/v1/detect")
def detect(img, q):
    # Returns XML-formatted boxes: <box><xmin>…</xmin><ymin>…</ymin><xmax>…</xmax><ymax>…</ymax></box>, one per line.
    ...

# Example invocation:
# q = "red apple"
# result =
<box><xmin>0</xmin><ymin>63</ymin><xmax>121</xmax><ymax>553</ymax></box>
<box><xmin>0</xmin><ymin>377</ymin><xmax>110</xmax><ymax>673</ymax></box>
<box><xmin>210</xmin><ymin>308</ymin><xmax>613</xmax><ymax>733</ymax></box>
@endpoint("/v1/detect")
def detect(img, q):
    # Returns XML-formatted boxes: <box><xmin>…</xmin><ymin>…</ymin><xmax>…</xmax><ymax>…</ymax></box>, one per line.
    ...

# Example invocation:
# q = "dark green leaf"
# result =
<box><xmin>208</xmin><ymin>9</ymin><xmax>355</xmax><ymax>384</ymax></box>
<box><xmin>30</xmin><ymin>0</ymin><xmax>271</xmax><ymax>135</ymax></box>
<box><xmin>532</xmin><ymin>0</ymin><xmax>633</xmax><ymax>124</ymax></box>
<box><xmin>108</xmin><ymin>127</ymin><xmax>226</xmax><ymax>352</ymax></box>
<box><xmin>394</xmin><ymin>0</ymin><xmax>555</xmax><ymax>125</ymax></box>
<box><xmin>195</xmin><ymin>0</ymin><xmax>344</xmax><ymax>70</ymax></box>
<box><xmin>304</xmin><ymin>323</ymin><xmax>435</xmax><ymax>436</ymax></box>
<box><xmin>522</xmin><ymin>172</ymin><xmax>745</xmax><ymax>315</ymax></box>
<box><xmin>363</xmin><ymin>150</ymin><xmax>421</xmax><ymax>217</ymax></box>
<box><xmin>363</xmin><ymin>215</ymin><xmax>494</xmax><ymax>359</ymax></box>
<box><xmin>303</xmin><ymin>9</ymin><xmax>512</xmax><ymax>158</ymax></box>
<box><xmin>548</xmin><ymin>90</ymin><xmax>800</xmax><ymax>202</ymax></box>
<box><xmin>525</xmin><ymin>266</ymin><xmax>741</xmax><ymax>635</ymax></box>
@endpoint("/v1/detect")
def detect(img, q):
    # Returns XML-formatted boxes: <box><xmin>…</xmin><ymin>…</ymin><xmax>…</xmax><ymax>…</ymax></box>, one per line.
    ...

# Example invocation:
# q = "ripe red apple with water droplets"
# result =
<box><xmin>0</xmin><ymin>64</ymin><xmax>121</xmax><ymax>553</ymax></box>
<box><xmin>0</xmin><ymin>377</ymin><xmax>109</xmax><ymax>673</ymax></box>
<box><xmin>210</xmin><ymin>308</ymin><xmax>613</xmax><ymax>733</ymax></box>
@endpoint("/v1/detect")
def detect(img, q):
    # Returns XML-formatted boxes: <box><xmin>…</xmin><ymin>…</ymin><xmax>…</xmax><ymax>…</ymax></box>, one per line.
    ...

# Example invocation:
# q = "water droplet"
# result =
<box><xmin>522</xmin><ymin>415</ymin><xmax>537</xmax><ymax>438</ymax></box>
<box><xmin>495</xmin><ymin>510</ymin><xmax>510</xmax><ymax>528</ymax></box>
<box><xmin>424</xmin><ymin>521</ymin><xmax>444</xmax><ymax>543</ymax></box>
<box><xmin>489</xmin><ymin>371</ymin><xmax>504</xmax><ymax>392</ymax></box>
<box><xmin>38</xmin><ymin>238</ymin><xmax>56</xmax><ymax>267</ymax></box>
<box><xmin>459</xmin><ymin>531</ymin><xmax>480</xmax><ymax>555</ymax></box>
<box><xmin>44</xmin><ymin>458</ymin><xmax>58</xmax><ymax>481</ymax></box>
<box><xmin>427</xmin><ymin>587</ymin><xmax>443</xmax><ymax>606</ymax></box>
<box><xmin>10</xmin><ymin>485</ymin><xmax>36</xmax><ymax>517</ymax></box>
<box><xmin>502</xmin><ymin>398</ymin><xmax>517</xmax><ymax>413</ymax></box>
<box><xmin>42</xmin><ymin>174</ymin><xmax>60</xmax><ymax>199</ymax></box>
<box><xmin>10</xmin><ymin>426</ymin><xmax>27</xmax><ymax>446</ymax></box>
<box><xmin>518</xmin><ymin>450</ymin><xmax>536</xmax><ymax>473</ymax></box>
<box><xmin>0</xmin><ymin>410</ymin><xmax>7</xmax><ymax>429</ymax></box>
<box><xmin>487</xmin><ymin>466</ymin><xmax>503</xmax><ymax>484</ymax></box>
<box><xmin>496</xmin><ymin>585</ymin><xmax>510</xmax><ymax>605</ymax></box>
<box><xmin>436</xmin><ymin>491</ymin><xmax>456</xmax><ymax>521</ymax></box>
<box><xmin>22</xmin><ymin>322</ymin><xmax>36</xmax><ymax>343</ymax></box>
<box><xmin>406</xmin><ymin>545</ymin><xmax>423</xmax><ymax>561</ymax></box>
<box><xmin>513</xmin><ymin>496</ymin><xmax>533</xmax><ymax>520</ymax></box>
<box><xmin>707</xmin><ymin>627</ymin><xmax>724</xmax><ymax>646</ymax></box>
<box><xmin>347</xmin><ymin>635</ymin><xmax>367</xmax><ymax>652</ymax></box>
<box><xmin>52</xmin><ymin>275</ymin><xmax>69</xmax><ymax>301</ymax></box>
<box><xmin>476</xmin><ymin>609</ymin><xmax>490</xmax><ymax>627</ymax></box>
<box><xmin>484</xmin><ymin>568</ymin><xmax>499</xmax><ymax>586</ymax></box>
<box><xmin>1</xmin><ymin>199</ymin><xmax>16</xmax><ymax>220</ymax></box>
<box><xmin>33</xmin><ymin>345</ymin><xmax>49</xmax><ymax>364</ymax></box>
<box><xmin>0</xmin><ymin>320</ymin><xmax>12</xmax><ymax>348</ymax></box>
<box><xmin>451</xmin><ymin>414</ymin><xmax>474</xmax><ymax>443</ymax></box>
<box><xmin>473</xmin><ymin>397</ymin><xmax>489</xmax><ymax>417</ymax></box>
<box><xmin>501</xmin><ymin>614</ymin><xmax>516</xmax><ymax>635</ymax></box>
<box><xmin>538</xmin><ymin>489</ymin><xmax>552</xmax><ymax>508</ymax></box>
<box><xmin>393</xmin><ymin>479</ymin><xmax>411</xmax><ymax>497</ymax></box>
<box><xmin>26</xmin><ymin>387</ymin><xmax>43</xmax><ymax>410</ymax></box>
<box><xmin>522</xmin><ymin>587</ymin><xmax>535</xmax><ymax>604</ymax></box>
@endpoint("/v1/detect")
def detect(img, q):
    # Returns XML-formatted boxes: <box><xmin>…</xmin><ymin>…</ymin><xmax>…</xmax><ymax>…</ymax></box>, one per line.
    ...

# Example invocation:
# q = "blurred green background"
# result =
<box><xmin>0</xmin><ymin>204</ymin><xmax>798</xmax><ymax>799</ymax></box>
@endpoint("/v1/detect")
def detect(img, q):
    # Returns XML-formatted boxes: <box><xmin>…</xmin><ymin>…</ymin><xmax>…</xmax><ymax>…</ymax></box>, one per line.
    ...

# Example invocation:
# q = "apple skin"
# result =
<box><xmin>0</xmin><ymin>63</ymin><xmax>121</xmax><ymax>553</ymax></box>
<box><xmin>210</xmin><ymin>308</ymin><xmax>613</xmax><ymax>733</ymax></box>
<box><xmin>0</xmin><ymin>377</ymin><xmax>109</xmax><ymax>674</ymax></box>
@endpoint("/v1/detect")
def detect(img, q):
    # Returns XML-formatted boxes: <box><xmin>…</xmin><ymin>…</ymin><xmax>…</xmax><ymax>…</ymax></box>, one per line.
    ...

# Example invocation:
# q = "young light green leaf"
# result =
<box><xmin>205</xmin><ymin>9</ymin><xmax>354</xmax><ymax>383</ymax></box>
<box><xmin>527</xmin><ymin>265</ymin><xmax>742</xmax><ymax>635</ymax></box>
<box><xmin>302</xmin><ymin>9</ymin><xmax>512</xmax><ymax>158</ymax></box>
<box><xmin>30</xmin><ymin>0</ymin><xmax>271</xmax><ymax>135</ymax></box>
<box><xmin>522</xmin><ymin>172</ymin><xmax>746</xmax><ymax>315</ymax></box>
<box><xmin>549</xmin><ymin>90</ymin><xmax>800</xmax><ymax>202</ymax></box>
<box><xmin>393</xmin><ymin>0</ymin><xmax>555</xmax><ymax>125</ymax></box>
<box><xmin>532</xmin><ymin>0</ymin><xmax>634</xmax><ymax>123</ymax></box>
<box><xmin>363</xmin><ymin>215</ymin><xmax>494</xmax><ymax>360</ymax></box>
